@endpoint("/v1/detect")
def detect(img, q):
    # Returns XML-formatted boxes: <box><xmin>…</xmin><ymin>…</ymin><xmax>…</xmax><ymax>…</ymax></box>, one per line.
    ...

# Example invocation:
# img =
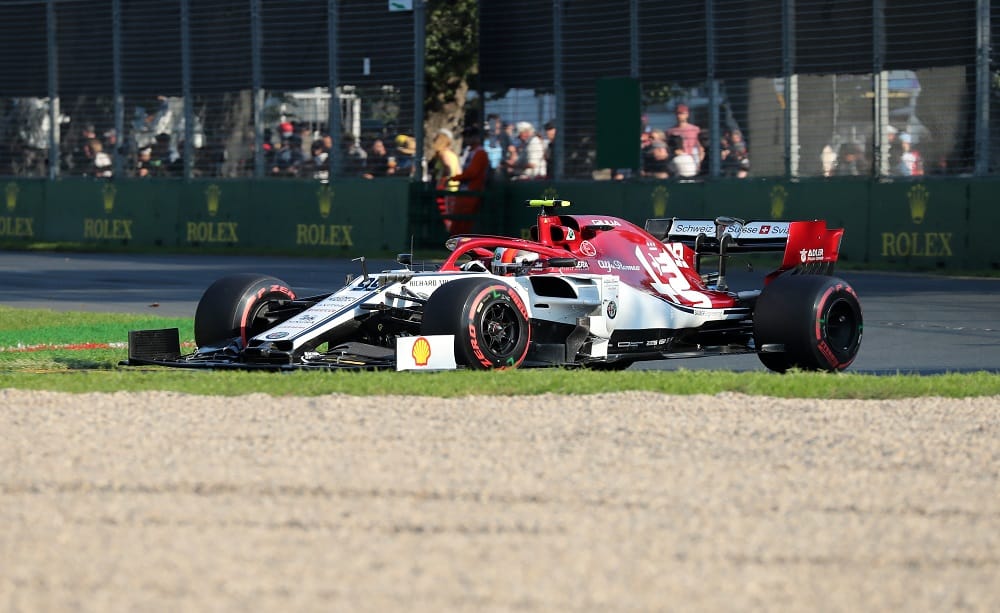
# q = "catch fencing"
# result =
<box><xmin>0</xmin><ymin>0</ymin><xmax>993</xmax><ymax>182</ymax></box>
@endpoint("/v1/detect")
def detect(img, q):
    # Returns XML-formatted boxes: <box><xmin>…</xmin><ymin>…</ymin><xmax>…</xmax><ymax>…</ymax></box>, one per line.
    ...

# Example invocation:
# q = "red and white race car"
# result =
<box><xmin>126</xmin><ymin>199</ymin><xmax>862</xmax><ymax>372</ymax></box>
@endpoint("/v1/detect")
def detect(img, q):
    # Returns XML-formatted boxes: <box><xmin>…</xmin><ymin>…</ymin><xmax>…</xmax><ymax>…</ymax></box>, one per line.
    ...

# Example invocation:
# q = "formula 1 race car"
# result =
<box><xmin>125</xmin><ymin>200</ymin><xmax>862</xmax><ymax>373</ymax></box>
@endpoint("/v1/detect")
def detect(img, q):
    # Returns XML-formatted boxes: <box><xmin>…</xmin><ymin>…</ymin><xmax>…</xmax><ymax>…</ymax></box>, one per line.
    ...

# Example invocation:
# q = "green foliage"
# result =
<box><xmin>425</xmin><ymin>0</ymin><xmax>479</xmax><ymax>113</ymax></box>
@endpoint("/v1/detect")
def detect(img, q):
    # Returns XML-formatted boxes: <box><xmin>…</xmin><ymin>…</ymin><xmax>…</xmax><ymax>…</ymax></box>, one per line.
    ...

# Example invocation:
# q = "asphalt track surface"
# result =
<box><xmin>1</xmin><ymin>250</ymin><xmax>998</xmax><ymax>374</ymax></box>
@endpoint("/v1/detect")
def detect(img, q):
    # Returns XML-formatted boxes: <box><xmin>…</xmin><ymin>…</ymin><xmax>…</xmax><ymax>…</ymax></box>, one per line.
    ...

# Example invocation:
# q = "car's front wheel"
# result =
<box><xmin>421</xmin><ymin>277</ymin><xmax>531</xmax><ymax>369</ymax></box>
<box><xmin>753</xmin><ymin>274</ymin><xmax>863</xmax><ymax>372</ymax></box>
<box><xmin>194</xmin><ymin>273</ymin><xmax>296</xmax><ymax>348</ymax></box>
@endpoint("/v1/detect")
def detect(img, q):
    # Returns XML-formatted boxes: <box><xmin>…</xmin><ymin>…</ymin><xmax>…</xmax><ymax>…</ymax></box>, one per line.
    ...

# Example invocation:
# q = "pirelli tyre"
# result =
<box><xmin>194</xmin><ymin>274</ymin><xmax>296</xmax><ymax>348</ymax></box>
<box><xmin>753</xmin><ymin>274</ymin><xmax>863</xmax><ymax>373</ymax></box>
<box><xmin>421</xmin><ymin>277</ymin><xmax>531</xmax><ymax>369</ymax></box>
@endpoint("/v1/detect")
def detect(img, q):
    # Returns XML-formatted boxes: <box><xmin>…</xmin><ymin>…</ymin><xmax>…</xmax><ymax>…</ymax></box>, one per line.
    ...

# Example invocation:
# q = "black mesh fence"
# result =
<box><xmin>482</xmin><ymin>0</ymin><xmax>984</xmax><ymax>180</ymax></box>
<box><xmin>0</xmin><ymin>0</ymin><xmax>991</xmax><ymax>181</ymax></box>
<box><xmin>0</xmin><ymin>0</ymin><xmax>419</xmax><ymax>181</ymax></box>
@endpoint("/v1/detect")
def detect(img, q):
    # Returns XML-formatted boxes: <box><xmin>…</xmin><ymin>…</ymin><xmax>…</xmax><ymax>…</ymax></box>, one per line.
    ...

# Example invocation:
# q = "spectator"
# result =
<box><xmin>667</xmin><ymin>134</ymin><xmax>697</xmax><ymax>178</ymax></box>
<box><xmin>342</xmin><ymin>133</ymin><xmax>368</xmax><ymax>177</ymax></box>
<box><xmin>152</xmin><ymin>133</ymin><xmax>176</xmax><ymax>176</ymax></box>
<box><xmin>270</xmin><ymin>135</ymin><xmax>304</xmax><ymax>178</ymax></box>
<box><xmin>89</xmin><ymin>139</ymin><xmax>113</xmax><ymax>178</ymax></box>
<box><xmin>697</xmin><ymin>130</ymin><xmax>712</xmax><ymax>176</ymax></box>
<box><xmin>501</xmin><ymin>121</ymin><xmax>517</xmax><ymax>179</ymax></box>
<box><xmin>884</xmin><ymin>125</ymin><xmax>900</xmax><ymax>174</ymax></box>
<box><xmin>640</xmin><ymin>129</ymin><xmax>652</xmax><ymax>158</ymax></box>
<box><xmin>643</xmin><ymin>141</ymin><xmax>670</xmax><ymax>179</ymax></box>
<box><xmin>543</xmin><ymin>120</ymin><xmax>557</xmax><ymax>179</ymax></box>
<box><xmin>721</xmin><ymin>129</ymin><xmax>749</xmax><ymax>178</ymax></box>
<box><xmin>363</xmin><ymin>138</ymin><xmax>391</xmax><ymax>178</ymax></box>
<box><xmin>303</xmin><ymin>139</ymin><xmax>330</xmax><ymax>182</ymax></box>
<box><xmin>430</xmin><ymin>128</ymin><xmax>462</xmax><ymax>230</ymax></box>
<box><xmin>820</xmin><ymin>144</ymin><xmax>838</xmax><ymax>177</ymax></box>
<box><xmin>509</xmin><ymin>121</ymin><xmax>545</xmax><ymax>179</ymax></box>
<box><xmin>483</xmin><ymin>114</ymin><xmax>508</xmax><ymax>176</ymax></box>
<box><xmin>444</xmin><ymin>126</ymin><xmax>491</xmax><ymax>235</ymax></box>
<box><xmin>729</xmin><ymin>129</ymin><xmax>747</xmax><ymax>160</ymax></box>
<box><xmin>452</xmin><ymin>127</ymin><xmax>490</xmax><ymax>190</ymax></box>
<box><xmin>666</xmin><ymin>104</ymin><xmax>702</xmax><ymax>165</ymax></box>
<box><xmin>297</xmin><ymin>124</ymin><xmax>315</xmax><ymax>162</ymax></box>
<box><xmin>835</xmin><ymin>143</ymin><xmax>864</xmax><ymax>176</ymax></box>
<box><xmin>734</xmin><ymin>156</ymin><xmax>750</xmax><ymax>178</ymax></box>
<box><xmin>429</xmin><ymin>128</ymin><xmax>461</xmax><ymax>185</ymax></box>
<box><xmin>135</xmin><ymin>146</ymin><xmax>155</xmax><ymax>177</ymax></box>
<box><xmin>67</xmin><ymin>123</ymin><xmax>98</xmax><ymax>175</ymax></box>
<box><xmin>896</xmin><ymin>132</ymin><xmax>923</xmax><ymax>177</ymax></box>
<box><xmin>394</xmin><ymin>134</ymin><xmax>416</xmax><ymax>177</ymax></box>
<box><xmin>641</xmin><ymin>129</ymin><xmax>666</xmax><ymax>177</ymax></box>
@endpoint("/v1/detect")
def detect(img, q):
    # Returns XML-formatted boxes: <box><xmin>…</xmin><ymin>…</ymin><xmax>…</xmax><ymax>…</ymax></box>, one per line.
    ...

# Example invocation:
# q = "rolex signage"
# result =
<box><xmin>83</xmin><ymin>182</ymin><xmax>135</xmax><ymax>241</ymax></box>
<box><xmin>0</xmin><ymin>181</ymin><xmax>35</xmax><ymax>239</ymax></box>
<box><xmin>295</xmin><ymin>183</ymin><xmax>354</xmax><ymax>247</ymax></box>
<box><xmin>185</xmin><ymin>184</ymin><xmax>239</xmax><ymax>244</ymax></box>
<box><xmin>879</xmin><ymin>183</ymin><xmax>954</xmax><ymax>259</ymax></box>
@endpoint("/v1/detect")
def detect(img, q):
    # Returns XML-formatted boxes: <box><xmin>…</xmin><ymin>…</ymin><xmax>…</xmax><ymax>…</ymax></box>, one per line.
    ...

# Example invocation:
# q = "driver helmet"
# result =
<box><xmin>493</xmin><ymin>247</ymin><xmax>538</xmax><ymax>271</ymax></box>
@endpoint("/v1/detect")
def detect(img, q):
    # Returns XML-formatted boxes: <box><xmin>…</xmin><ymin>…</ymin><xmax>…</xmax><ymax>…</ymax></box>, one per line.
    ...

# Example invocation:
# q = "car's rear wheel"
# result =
<box><xmin>194</xmin><ymin>274</ymin><xmax>296</xmax><ymax>348</ymax></box>
<box><xmin>421</xmin><ymin>277</ymin><xmax>531</xmax><ymax>369</ymax></box>
<box><xmin>753</xmin><ymin>274</ymin><xmax>863</xmax><ymax>372</ymax></box>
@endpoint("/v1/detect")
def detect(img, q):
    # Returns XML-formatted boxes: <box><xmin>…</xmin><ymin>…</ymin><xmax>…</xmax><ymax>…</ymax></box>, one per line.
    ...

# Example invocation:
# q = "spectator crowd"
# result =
<box><xmin>5</xmin><ymin>97</ymin><xmax>952</xmax><ymax>183</ymax></box>
<box><xmin>636</xmin><ymin>103</ymin><xmax>750</xmax><ymax>181</ymax></box>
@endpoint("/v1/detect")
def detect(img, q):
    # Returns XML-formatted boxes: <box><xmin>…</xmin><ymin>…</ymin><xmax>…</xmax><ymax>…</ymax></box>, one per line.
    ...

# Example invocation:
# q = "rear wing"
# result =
<box><xmin>644</xmin><ymin>217</ymin><xmax>844</xmax><ymax>273</ymax></box>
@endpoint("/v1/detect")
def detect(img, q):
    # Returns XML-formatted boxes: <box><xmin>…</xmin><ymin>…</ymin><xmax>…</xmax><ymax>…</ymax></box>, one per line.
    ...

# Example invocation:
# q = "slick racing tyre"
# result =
<box><xmin>753</xmin><ymin>274</ymin><xmax>863</xmax><ymax>373</ymax></box>
<box><xmin>422</xmin><ymin>277</ymin><xmax>531</xmax><ymax>369</ymax></box>
<box><xmin>194</xmin><ymin>273</ymin><xmax>296</xmax><ymax>348</ymax></box>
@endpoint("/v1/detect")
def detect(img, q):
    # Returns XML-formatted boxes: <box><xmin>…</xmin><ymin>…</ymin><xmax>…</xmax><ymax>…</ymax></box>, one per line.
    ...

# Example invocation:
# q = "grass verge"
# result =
<box><xmin>2</xmin><ymin>306</ymin><xmax>998</xmax><ymax>398</ymax></box>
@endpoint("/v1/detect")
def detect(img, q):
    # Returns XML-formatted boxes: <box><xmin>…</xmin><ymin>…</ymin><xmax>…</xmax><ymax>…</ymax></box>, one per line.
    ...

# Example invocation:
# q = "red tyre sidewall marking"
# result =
<box><xmin>466</xmin><ymin>284</ymin><xmax>530</xmax><ymax>369</ymax></box>
<box><xmin>814</xmin><ymin>283</ymin><xmax>857</xmax><ymax>370</ymax></box>
<box><xmin>239</xmin><ymin>284</ymin><xmax>294</xmax><ymax>345</ymax></box>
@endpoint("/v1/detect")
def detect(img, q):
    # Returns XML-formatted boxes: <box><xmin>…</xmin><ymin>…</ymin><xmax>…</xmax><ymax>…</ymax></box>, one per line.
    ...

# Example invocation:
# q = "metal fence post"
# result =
<box><xmin>706</xmin><ymin>0</ymin><xmax>720</xmax><ymax>178</ymax></box>
<box><xmin>328</xmin><ymin>0</ymin><xmax>342</xmax><ymax>177</ymax></box>
<box><xmin>975</xmin><ymin>0</ymin><xmax>991</xmax><ymax>175</ymax></box>
<box><xmin>554</xmin><ymin>0</ymin><xmax>565</xmax><ymax>180</ymax></box>
<box><xmin>782</xmin><ymin>0</ymin><xmax>797</xmax><ymax>178</ymax></box>
<box><xmin>873</xmin><ymin>0</ymin><xmax>888</xmax><ymax>177</ymax></box>
<box><xmin>112</xmin><ymin>0</ymin><xmax>124</xmax><ymax>178</ymax></box>
<box><xmin>180</xmin><ymin>0</ymin><xmax>193</xmax><ymax>180</ymax></box>
<box><xmin>251</xmin><ymin>0</ymin><xmax>263</xmax><ymax>178</ymax></box>
<box><xmin>629</xmin><ymin>0</ymin><xmax>638</xmax><ymax>78</ymax></box>
<box><xmin>413</xmin><ymin>0</ymin><xmax>425</xmax><ymax>180</ymax></box>
<box><xmin>46</xmin><ymin>0</ymin><xmax>59</xmax><ymax>180</ymax></box>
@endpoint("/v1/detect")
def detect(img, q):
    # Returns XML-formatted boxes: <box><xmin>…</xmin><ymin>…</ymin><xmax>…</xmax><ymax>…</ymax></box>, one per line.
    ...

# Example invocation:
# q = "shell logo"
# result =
<box><xmin>411</xmin><ymin>336</ymin><xmax>432</xmax><ymax>366</ymax></box>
